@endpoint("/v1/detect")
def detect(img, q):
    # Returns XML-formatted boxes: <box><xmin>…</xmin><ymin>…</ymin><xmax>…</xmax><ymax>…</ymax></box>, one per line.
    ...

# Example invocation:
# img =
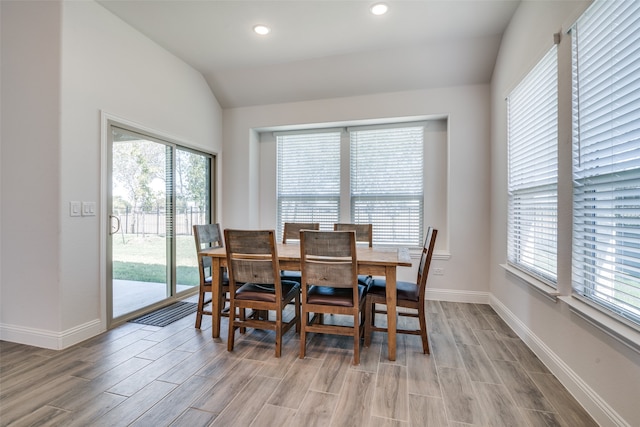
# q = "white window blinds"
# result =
<box><xmin>571</xmin><ymin>0</ymin><xmax>640</xmax><ymax>325</ymax></box>
<box><xmin>350</xmin><ymin>126</ymin><xmax>424</xmax><ymax>246</ymax></box>
<box><xmin>507</xmin><ymin>46</ymin><xmax>559</xmax><ymax>284</ymax></box>
<box><xmin>276</xmin><ymin>132</ymin><xmax>341</xmax><ymax>237</ymax></box>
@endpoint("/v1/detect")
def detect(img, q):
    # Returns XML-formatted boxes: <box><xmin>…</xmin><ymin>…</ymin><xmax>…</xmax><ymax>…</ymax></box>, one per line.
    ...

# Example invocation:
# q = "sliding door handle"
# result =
<box><xmin>109</xmin><ymin>215</ymin><xmax>121</xmax><ymax>235</ymax></box>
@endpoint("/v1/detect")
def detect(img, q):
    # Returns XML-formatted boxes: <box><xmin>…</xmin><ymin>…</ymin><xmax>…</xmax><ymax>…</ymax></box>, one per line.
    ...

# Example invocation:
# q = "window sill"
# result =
<box><xmin>500</xmin><ymin>263</ymin><xmax>560</xmax><ymax>301</ymax></box>
<box><xmin>408</xmin><ymin>249</ymin><xmax>450</xmax><ymax>260</ymax></box>
<box><xmin>558</xmin><ymin>295</ymin><xmax>640</xmax><ymax>354</ymax></box>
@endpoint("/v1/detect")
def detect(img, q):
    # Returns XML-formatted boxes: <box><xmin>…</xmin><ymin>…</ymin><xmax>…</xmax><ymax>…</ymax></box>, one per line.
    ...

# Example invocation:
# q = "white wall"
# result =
<box><xmin>1</xmin><ymin>0</ymin><xmax>63</xmax><ymax>338</ymax></box>
<box><xmin>0</xmin><ymin>0</ymin><xmax>222</xmax><ymax>349</ymax></box>
<box><xmin>222</xmin><ymin>85</ymin><xmax>491</xmax><ymax>296</ymax></box>
<box><xmin>490</xmin><ymin>1</ymin><xmax>640</xmax><ymax>425</ymax></box>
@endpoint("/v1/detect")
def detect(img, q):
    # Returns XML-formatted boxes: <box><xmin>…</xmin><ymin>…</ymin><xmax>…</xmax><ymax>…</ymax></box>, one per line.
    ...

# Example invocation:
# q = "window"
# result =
<box><xmin>276</xmin><ymin>131</ymin><xmax>341</xmax><ymax>236</ymax></box>
<box><xmin>276</xmin><ymin>124</ymin><xmax>425</xmax><ymax>246</ymax></box>
<box><xmin>507</xmin><ymin>46</ymin><xmax>559</xmax><ymax>284</ymax></box>
<box><xmin>571</xmin><ymin>0</ymin><xmax>640</xmax><ymax>326</ymax></box>
<box><xmin>350</xmin><ymin>126</ymin><xmax>423</xmax><ymax>246</ymax></box>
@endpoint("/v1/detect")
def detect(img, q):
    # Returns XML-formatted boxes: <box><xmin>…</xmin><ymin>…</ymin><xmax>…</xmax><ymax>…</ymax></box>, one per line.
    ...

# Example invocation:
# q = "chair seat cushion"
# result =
<box><xmin>368</xmin><ymin>279</ymin><xmax>419</xmax><ymax>302</ymax></box>
<box><xmin>204</xmin><ymin>270</ymin><xmax>230</xmax><ymax>285</ymax></box>
<box><xmin>307</xmin><ymin>284</ymin><xmax>366</xmax><ymax>307</ymax></box>
<box><xmin>358</xmin><ymin>274</ymin><xmax>373</xmax><ymax>287</ymax></box>
<box><xmin>280</xmin><ymin>270</ymin><xmax>302</xmax><ymax>283</ymax></box>
<box><xmin>235</xmin><ymin>280</ymin><xmax>300</xmax><ymax>302</ymax></box>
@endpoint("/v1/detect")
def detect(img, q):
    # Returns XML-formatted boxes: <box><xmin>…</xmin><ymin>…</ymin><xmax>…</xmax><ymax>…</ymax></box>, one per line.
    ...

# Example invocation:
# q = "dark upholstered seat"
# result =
<box><xmin>307</xmin><ymin>284</ymin><xmax>367</xmax><ymax>307</ymax></box>
<box><xmin>235</xmin><ymin>280</ymin><xmax>300</xmax><ymax>303</ymax></box>
<box><xmin>367</xmin><ymin>279</ymin><xmax>419</xmax><ymax>302</ymax></box>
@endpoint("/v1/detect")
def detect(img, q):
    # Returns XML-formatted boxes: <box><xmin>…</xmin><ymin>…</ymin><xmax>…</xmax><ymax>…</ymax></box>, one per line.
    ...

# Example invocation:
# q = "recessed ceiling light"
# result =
<box><xmin>370</xmin><ymin>3</ymin><xmax>388</xmax><ymax>15</ymax></box>
<box><xmin>253</xmin><ymin>24</ymin><xmax>270</xmax><ymax>35</ymax></box>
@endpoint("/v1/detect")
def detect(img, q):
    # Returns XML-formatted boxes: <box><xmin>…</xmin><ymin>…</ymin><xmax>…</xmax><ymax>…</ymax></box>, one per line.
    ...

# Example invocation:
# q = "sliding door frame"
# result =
<box><xmin>100</xmin><ymin>112</ymin><xmax>217</xmax><ymax>329</ymax></box>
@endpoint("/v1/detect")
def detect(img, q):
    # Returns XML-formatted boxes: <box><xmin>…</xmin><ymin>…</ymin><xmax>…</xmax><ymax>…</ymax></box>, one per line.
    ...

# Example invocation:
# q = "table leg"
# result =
<box><xmin>211</xmin><ymin>257</ymin><xmax>222</xmax><ymax>338</ymax></box>
<box><xmin>385</xmin><ymin>265</ymin><xmax>397</xmax><ymax>361</ymax></box>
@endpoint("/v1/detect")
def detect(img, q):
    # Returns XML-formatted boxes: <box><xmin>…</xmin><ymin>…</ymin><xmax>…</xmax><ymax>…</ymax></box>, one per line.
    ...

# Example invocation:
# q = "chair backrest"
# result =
<box><xmin>300</xmin><ymin>230</ymin><xmax>358</xmax><ymax>291</ymax></box>
<box><xmin>224</xmin><ymin>229</ymin><xmax>281</xmax><ymax>288</ymax></box>
<box><xmin>193</xmin><ymin>223</ymin><xmax>224</xmax><ymax>272</ymax></box>
<box><xmin>282</xmin><ymin>222</ymin><xmax>320</xmax><ymax>243</ymax></box>
<box><xmin>333</xmin><ymin>223</ymin><xmax>372</xmax><ymax>247</ymax></box>
<box><xmin>417</xmin><ymin>227</ymin><xmax>438</xmax><ymax>301</ymax></box>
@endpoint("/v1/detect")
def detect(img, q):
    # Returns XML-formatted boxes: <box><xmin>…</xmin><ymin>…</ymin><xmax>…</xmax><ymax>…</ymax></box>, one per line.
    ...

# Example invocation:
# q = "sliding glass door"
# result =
<box><xmin>107</xmin><ymin>125</ymin><xmax>212</xmax><ymax>322</ymax></box>
<box><xmin>174</xmin><ymin>148</ymin><xmax>212</xmax><ymax>291</ymax></box>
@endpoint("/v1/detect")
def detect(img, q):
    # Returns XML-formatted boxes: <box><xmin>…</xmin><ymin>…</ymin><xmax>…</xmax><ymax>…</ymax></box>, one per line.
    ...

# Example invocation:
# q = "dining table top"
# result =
<box><xmin>198</xmin><ymin>242</ymin><xmax>412</xmax><ymax>268</ymax></box>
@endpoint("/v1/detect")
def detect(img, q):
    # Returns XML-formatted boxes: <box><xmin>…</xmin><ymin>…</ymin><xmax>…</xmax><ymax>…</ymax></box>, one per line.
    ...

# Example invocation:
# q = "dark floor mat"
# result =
<box><xmin>129</xmin><ymin>301</ymin><xmax>197</xmax><ymax>327</ymax></box>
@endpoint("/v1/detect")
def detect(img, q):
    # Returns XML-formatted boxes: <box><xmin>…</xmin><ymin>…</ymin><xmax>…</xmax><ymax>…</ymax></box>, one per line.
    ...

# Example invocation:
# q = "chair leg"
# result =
<box><xmin>195</xmin><ymin>288</ymin><xmax>205</xmax><ymax>329</ymax></box>
<box><xmin>364</xmin><ymin>298</ymin><xmax>373</xmax><ymax>347</ymax></box>
<box><xmin>418</xmin><ymin>304</ymin><xmax>429</xmax><ymax>354</ymax></box>
<box><xmin>275</xmin><ymin>308</ymin><xmax>283</xmax><ymax>358</ymax></box>
<box><xmin>295</xmin><ymin>294</ymin><xmax>301</xmax><ymax>333</ymax></box>
<box><xmin>353</xmin><ymin>308</ymin><xmax>360</xmax><ymax>365</ymax></box>
<box><xmin>239</xmin><ymin>307</ymin><xmax>246</xmax><ymax>334</ymax></box>
<box><xmin>217</xmin><ymin>289</ymin><xmax>225</xmax><ymax>316</ymax></box>
<box><xmin>299</xmin><ymin>309</ymin><xmax>307</xmax><ymax>359</ymax></box>
<box><xmin>227</xmin><ymin>302</ymin><xmax>236</xmax><ymax>352</ymax></box>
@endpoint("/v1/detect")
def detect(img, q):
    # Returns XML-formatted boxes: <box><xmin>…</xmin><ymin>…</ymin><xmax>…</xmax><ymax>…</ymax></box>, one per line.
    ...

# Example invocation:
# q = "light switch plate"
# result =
<box><xmin>82</xmin><ymin>201</ymin><xmax>96</xmax><ymax>216</ymax></box>
<box><xmin>70</xmin><ymin>201</ymin><xmax>81</xmax><ymax>217</ymax></box>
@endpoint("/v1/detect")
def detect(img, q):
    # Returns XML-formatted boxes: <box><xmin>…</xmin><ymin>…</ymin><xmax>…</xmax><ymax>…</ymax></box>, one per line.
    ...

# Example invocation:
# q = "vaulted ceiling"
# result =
<box><xmin>97</xmin><ymin>0</ymin><xmax>520</xmax><ymax>108</ymax></box>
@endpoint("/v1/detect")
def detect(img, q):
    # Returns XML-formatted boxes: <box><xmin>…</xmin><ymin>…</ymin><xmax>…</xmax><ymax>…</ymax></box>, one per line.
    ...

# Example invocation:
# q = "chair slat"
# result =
<box><xmin>304</xmin><ymin>230</ymin><xmax>354</xmax><ymax>257</ymax></box>
<box><xmin>283</xmin><ymin>222</ymin><xmax>319</xmax><ymax>243</ymax></box>
<box><xmin>304</xmin><ymin>262</ymin><xmax>354</xmax><ymax>288</ymax></box>
<box><xmin>334</xmin><ymin>223</ymin><xmax>372</xmax><ymax>247</ymax></box>
<box><xmin>226</xmin><ymin>230</ymin><xmax>275</xmax><ymax>254</ymax></box>
<box><xmin>231</xmin><ymin>259</ymin><xmax>276</xmax><ymax>284</ymax></box>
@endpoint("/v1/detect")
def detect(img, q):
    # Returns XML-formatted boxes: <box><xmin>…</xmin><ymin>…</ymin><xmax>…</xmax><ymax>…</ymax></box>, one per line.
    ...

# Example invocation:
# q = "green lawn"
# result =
<box><xmin>112</xmin><ymin>234</ymin><xmax>199</xmax><ymax>286</ymax></box>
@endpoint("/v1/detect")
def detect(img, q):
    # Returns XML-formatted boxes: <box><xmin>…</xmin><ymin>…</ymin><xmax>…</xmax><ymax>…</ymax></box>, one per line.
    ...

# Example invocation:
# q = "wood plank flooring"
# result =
<box><xmin>0</xmin><ymin>301</ymin><xmax>598</xmax><ymax>426</ymax></box>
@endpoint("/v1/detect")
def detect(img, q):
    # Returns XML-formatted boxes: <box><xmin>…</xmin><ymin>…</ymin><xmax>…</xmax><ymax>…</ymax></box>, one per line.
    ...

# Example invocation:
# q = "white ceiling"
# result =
<box><xmin>97</xmin><ymin>0</ymin><xmax>521</xmax><ymax>108</ymax></box>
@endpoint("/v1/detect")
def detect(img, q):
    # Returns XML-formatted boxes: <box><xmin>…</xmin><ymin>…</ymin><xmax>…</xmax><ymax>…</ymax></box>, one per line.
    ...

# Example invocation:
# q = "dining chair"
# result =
<box><xmin>299</xmin><ymin>230</ymin><xmax>366</xmax><ymax>365</ymax></box>
<box><xmin>334</xmin><ymin>223</ymin><xmax>373</xmax><ymax>287</ymax></box>
<box><xmin>281</xmin><ymin>222</ymin><xmax>320</xmax><ymax>284</ymax></box>
<box><xmin>193</xmin><ymin>223</ymin><xmax>230</xmax><ymax>329</ymax></box>
<box><xmin>224</xmin><ymin>229</ymin><xmax>301</xmax><ymax>357</ymax></box>
<box><xmin>364</xmin><ymin>227</ymin><xmax>437</xmax><ymax>354</ymax></box>
<box><xmin>333</xmin><ymin>223</ymin><xmax>372</xmax><ymax>247</ymax></box>
<box><xmin>283</xmin><ymin>222</ymin><xmax>320</xmax><ymax>243</ymax></box>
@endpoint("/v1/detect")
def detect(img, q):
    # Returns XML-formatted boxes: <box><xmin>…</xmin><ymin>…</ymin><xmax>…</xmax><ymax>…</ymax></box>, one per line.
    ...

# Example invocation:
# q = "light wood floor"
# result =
<box><xmin>0</xmin><ymin>301</ymin><xmax>598</xmax><ymax>426</ymax></box>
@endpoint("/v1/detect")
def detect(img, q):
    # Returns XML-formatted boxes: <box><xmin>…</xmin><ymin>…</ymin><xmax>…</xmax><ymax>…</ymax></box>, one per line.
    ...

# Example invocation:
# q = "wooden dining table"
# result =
<box><xmin>198</xmin><ymin>243</ymin><xmax>412</xmax><ymax>361</ymax></box>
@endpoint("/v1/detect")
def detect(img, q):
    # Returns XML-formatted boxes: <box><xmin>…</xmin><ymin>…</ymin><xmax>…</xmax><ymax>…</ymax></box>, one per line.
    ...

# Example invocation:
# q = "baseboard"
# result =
<box><xmin>490</xmin><ymin>295</ymin><xmax>629</xmax><ymax>427</ymax></box>
<box><xmin>0</xmin><ymin>319</ymin><xmax>104</xmax><ymax>350</ymax></box>
<box><xmin>426</xmin><ymin>288</ymin><xmax>490</xmax><ymax>304</ymax></box>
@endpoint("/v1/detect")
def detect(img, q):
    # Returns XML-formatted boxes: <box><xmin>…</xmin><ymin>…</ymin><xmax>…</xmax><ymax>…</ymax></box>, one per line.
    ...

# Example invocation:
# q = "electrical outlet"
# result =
<box><xmin>433</xmin><ymin>267</ymin><xmax>444</xmax><ymax>275</ymax></box>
